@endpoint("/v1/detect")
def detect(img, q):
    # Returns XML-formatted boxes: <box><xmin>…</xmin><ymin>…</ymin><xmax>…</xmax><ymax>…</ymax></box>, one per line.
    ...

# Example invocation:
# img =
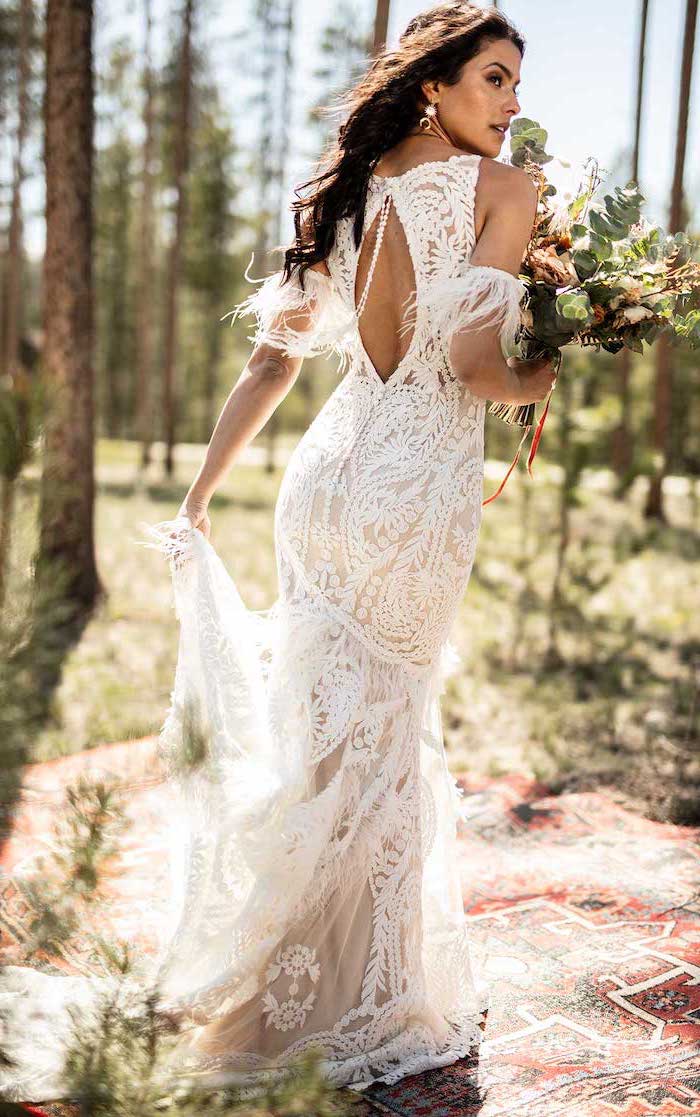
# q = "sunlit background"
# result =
<box><xmin>13</xmin><ymin>0</ymin><xmax>700</xmax><ymax>258</ymax></box>
<box><xmin>1</xmin><ymin>0</ymin><xmax>698</xmax><ymax>826</ymax></box>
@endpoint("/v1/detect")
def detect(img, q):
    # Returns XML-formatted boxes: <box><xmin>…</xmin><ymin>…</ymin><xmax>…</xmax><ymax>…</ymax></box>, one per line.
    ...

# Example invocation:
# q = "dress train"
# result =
<box><xmin>0</xmin><ymin>519</ymin><xmax>488</xmax><ymax>1102</ymax></box>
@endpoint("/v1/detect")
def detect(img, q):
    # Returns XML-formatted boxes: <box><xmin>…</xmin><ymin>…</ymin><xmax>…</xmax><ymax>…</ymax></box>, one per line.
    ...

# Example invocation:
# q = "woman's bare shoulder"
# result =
<box><xmin>478</xmin><ymin>158</ymin><xmax>537</xmax><ymax>209</ymax></box>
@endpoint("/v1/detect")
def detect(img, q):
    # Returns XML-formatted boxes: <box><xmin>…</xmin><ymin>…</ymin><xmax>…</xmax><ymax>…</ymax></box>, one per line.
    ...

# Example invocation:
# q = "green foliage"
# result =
<box><xmin>528</xmin><ymin>286</ymin><xmax>574</xmax><ymax>349</ymax></box>
<box><xmin>457</xmin><ymin>435</ymin><xmax>699</xmax><ymax>823</ymax></box>
<box><xmin>184</xmin><ymin>89</ymin><xmax>238</xmax><ymax>296</ymax></box>
<box><xmin>509</xmin><ymin>121</ymin><xmax>700</xmax><ymax>385</ymax></box>
<box><xmin>673</xmin><ymin>307</ymin><xmax>700</xmax><ymax>346</ymax></box>
<box><xmin>587</xmin><ymin>183</ymin><xmax>644</xmax><ymax>241</ymax></box>
<box><xmin>63</xmin><ymin>980</ymin><xmax>361</xmax><ymax>1116</ymax></box>
<box><xmin>555</xmin><ymin>291</ymin><xmax>594</xmax><ymax>325</ymax></box>
<box><xmin>22</xmin><ymin>776</ymin><xmax>128</xmax><ymax>957</ymax></box>
<box><xmin>0</xmin><ymin>371</ymin><xmax>43</xmax><ymax>482</ymax></box>
<box><xmin>509</xmin><ymin>117</ymin><xmax>552</xmax><ymax>168</ymax></box>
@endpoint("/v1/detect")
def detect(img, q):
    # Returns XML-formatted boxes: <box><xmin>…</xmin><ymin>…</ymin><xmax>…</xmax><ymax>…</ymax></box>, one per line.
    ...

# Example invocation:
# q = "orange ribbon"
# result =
<box><xmin>482</xmin><ymin>383</ymin><xmax>554</xmax><ymax>506</ymax></box>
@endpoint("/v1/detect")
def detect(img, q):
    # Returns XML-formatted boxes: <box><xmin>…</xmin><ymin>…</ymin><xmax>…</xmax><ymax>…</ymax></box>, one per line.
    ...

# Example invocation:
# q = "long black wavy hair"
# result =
<box><xmin>281</xmin><ymin>2</ymin><xmax>525</xmax><ymax>289</ymax></box>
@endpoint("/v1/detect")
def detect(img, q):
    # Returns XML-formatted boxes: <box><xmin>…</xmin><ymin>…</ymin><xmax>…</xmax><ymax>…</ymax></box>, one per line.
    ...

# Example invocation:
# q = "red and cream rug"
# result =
<box><xmin>2</xmin><ymin>739</ymin><xmax>699</xmax><ymax>1116</ymax></box>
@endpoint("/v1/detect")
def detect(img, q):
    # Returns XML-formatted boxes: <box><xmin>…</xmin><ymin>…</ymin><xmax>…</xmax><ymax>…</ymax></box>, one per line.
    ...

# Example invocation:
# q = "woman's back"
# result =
<box><xmin>320</xmin><ymin>146</ymin><xmax>525</xmax><ymax>396</ymax></box>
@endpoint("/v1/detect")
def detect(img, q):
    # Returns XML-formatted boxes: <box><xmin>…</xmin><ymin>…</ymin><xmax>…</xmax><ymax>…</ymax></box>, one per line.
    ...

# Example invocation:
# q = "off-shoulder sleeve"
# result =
<box><xmin>221</xmin><ymin>256</ymin><xmax>357</xmax><ymax>370</ymax></box>
<box><xmin>398</xmin><ymin>264</ymin><xmax>527</xmax><ymax>358</ymax></box>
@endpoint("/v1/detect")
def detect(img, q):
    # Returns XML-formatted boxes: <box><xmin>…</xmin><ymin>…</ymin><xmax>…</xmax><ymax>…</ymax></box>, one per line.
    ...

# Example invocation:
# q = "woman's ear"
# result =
<box><xmin>419</xmin><ymin>78</ymin><xmax>441</xmax><ymax>104</ymax></box>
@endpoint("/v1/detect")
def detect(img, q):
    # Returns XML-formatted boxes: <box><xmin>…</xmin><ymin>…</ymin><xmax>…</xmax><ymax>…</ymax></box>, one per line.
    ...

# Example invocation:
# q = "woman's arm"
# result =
<box><xmin>178</xmin><ymin>260</ymin><xmax>331</xmax><ymax>534</ymax></box>
<box><xmin>178</xmin><ymin>347</ymin><xmax>302</xmax><ymax>533</ymax></box>
<box><xmin>450</xmin><ymin>167</ymin><xmax>555</xmax><ymax>404</ymax></box>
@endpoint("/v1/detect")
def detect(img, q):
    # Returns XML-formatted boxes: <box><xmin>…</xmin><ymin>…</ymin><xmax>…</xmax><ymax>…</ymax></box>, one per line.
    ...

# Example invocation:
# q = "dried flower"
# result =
<box><xmin>527</xmin><ymin>245</ymin><xmax>579</xmax><ymax>287</ymax></box>
<box><xmin>620</xmin><ymin>305</ymin><xmax>654</xmax><ymax>323</ymax></box>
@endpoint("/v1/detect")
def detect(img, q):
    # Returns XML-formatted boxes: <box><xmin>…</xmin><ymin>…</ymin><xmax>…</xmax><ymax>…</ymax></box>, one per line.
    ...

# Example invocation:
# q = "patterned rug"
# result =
<box><xmin>1</xmin><ymin>740</ymin><xmax>699</xmax><ymax>1117</ymax></box>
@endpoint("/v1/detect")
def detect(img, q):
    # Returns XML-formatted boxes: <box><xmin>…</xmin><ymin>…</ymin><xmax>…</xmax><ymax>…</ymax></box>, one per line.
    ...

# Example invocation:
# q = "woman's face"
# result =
<box><xmin>423</xmin><ymin>38</ymin><xmax>523</xmax><ymax>157</ymax></box>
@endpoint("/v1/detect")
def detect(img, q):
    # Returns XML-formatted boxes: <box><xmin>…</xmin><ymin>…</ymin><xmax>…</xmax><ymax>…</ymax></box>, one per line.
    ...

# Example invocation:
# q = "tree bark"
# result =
<box><xmin>162</xmin><ymin>0</ymin><xmax>194</xmax><ymax>478</ymax></box>
<box><xmin>136</xmin><ymin>0</ymin><xmax>156</xmax><ymax>471</ymax></box>
<box><xmin>612</xmin><ymin>0</ymin><xmax>649</xmax><ymax>492</ymax></box>
<box><xmin>37</xmin><ymin>0</ymin><xmax>101</xmax><ymax>613</ymax></box>
<box><xmin>372</xmin><ymin>0</ymin><xmax>390</xmax><ymax>55</ymax></box>
<box><xmin>3</xmin><ymin>0</ymin><xmax>32</xmax><ymax>383</ymax></box>
<box><xmin>545</xmin><ymin>368</ymin><xmax>574</xmax><ymax>668</ymax></box>
<box><xmin>644</xmin><ymin>0</ymin><xmax>697</xmax><ymax>520</ymax></box>
<box><xmin>0</xmin><ymin>0</ymin><xmax>33</xmax><ymax>610</ymax></box>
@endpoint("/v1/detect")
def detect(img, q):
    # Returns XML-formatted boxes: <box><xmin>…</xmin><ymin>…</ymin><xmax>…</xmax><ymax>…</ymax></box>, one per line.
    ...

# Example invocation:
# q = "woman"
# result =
<box><xmin>0</xmin><ymin>1</ymin><xmax>557</xmax><ymax>1104</ymax></box>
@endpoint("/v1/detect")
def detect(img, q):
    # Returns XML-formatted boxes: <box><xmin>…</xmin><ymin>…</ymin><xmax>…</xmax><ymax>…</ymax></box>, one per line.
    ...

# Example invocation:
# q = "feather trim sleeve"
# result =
<box><xmin>398</xmin><ymin>264</ymin><xmax>527</xmax><ymax>357</ymax></box>
<box><xmin>221</xmin><ymin>255</ymin><xmax>357</xmax><ymax>372</ymax></box>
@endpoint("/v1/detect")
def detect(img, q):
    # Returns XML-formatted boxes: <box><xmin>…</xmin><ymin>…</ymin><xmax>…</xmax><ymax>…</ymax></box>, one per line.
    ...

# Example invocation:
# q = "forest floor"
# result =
<box><xmin>9</xmin><ymin>436</ymin><xmax>700</xmax><ymax>824</ymax></box>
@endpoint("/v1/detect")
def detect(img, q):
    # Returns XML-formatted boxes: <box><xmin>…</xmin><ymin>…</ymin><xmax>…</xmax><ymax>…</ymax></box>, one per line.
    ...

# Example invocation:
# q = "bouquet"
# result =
<box><xmin>484</xmin><ymin>118</ymin><xmax>700</xmax><ymax>503</ymax></box>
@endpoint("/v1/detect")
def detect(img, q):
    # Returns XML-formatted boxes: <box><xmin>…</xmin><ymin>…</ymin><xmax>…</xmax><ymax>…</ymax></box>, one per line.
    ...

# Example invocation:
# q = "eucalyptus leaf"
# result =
<box><xmin>622</xmin><ymin>332</ymin><xmax>644</xmax><ymax>353</ymax></box>
<box><xmin>510</xmin><ymin>117</ymin><xmax>543</xmax><ymax>137</ymax></box>
<box><xmin>590</xmin><ymin>210</ymin><xmax>627</xmax><ymax>240</ymax></box>
<box><xmin>604</xmin><ymin>195</ymin><xmax>627</xmax><ymax>221</ymax></box>
<box><xmin>572</xmin><ymin>249</ymin><xmax>598</xmax><ymax>278</ymax></box>
<box><xmin>588</xmin><ymin>232</ymin><xmax>612</xmax><ymax>260</ymax></box>
<box><xmin>556</xmin><ymin>291</ymin><xmax>594</xmax><ymax>324</ymax></box>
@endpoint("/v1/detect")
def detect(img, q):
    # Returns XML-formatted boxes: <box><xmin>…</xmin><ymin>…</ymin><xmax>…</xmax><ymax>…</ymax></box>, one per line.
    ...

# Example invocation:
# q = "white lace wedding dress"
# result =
<box><xmin>0</xmin><ymin>152</ymin><xmax>526</xmax><ymax>1102</ymax></box>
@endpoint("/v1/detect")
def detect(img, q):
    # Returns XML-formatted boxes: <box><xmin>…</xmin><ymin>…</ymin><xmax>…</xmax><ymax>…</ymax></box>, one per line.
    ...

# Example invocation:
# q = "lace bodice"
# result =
<box><xmin>227</xmin><ymin>155</ymin><xmax>526</xmax><ymax>670</ymax></box>
<box><xmin>229</xmin><ymin>154</ymin><xmax>526</xmax><ymax>383</ymax></box>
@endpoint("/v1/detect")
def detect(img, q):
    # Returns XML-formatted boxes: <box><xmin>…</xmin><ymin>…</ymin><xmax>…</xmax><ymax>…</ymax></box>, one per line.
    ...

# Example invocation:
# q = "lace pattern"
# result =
<box><xmin>134</xmin><ymin>520</ymin><xmax>489</xmax><ymax>1095</ymax></box>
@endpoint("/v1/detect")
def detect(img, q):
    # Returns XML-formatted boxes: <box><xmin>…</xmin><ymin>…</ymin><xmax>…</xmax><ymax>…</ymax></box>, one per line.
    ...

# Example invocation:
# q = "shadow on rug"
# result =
<box><xmin>1</xmin><ymin>740</ymin><xmax>699</xmax><ymax>1116</ymax></box>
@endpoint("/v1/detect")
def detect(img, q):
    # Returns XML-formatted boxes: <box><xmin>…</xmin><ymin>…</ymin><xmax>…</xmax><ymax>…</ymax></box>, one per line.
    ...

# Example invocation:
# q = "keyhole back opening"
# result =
<box><xmin>354</xmin><ymin>193</ymin><xmax>417</xmax><ymax>386</ymax></box>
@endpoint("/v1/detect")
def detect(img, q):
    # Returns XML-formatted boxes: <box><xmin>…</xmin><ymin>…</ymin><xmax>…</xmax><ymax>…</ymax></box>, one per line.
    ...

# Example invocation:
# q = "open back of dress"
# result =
<box><xmin>353</xmin><ymin>191</ymin><xmax>417</xmax><ymax>385</ymax></box>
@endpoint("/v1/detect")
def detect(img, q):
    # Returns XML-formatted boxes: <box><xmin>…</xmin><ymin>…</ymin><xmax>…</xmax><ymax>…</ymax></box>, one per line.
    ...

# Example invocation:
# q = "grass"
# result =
<box><xmin>6</xmin><ymin>436</ymin><xmax>699</xmax><ymax>823</ymax></box>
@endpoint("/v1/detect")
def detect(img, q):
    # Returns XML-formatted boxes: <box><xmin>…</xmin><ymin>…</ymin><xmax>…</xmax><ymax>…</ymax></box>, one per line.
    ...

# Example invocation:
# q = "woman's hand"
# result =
<box><xmin>177</xmin><ymin>491</ymin><xmax>212</xmax><ymax>539</ymax></box>
<box><xmin>507</xmin><ymin>354</ymin><xmax>558</xmax><ymax>403</ymax></box>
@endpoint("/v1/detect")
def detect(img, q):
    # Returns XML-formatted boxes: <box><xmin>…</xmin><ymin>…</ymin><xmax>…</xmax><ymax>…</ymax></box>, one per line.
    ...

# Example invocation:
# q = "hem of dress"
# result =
<box><xmin>170</xmin><ymin>1011</ymin><xmax>486</xmax><ymax>1098</ymax></box>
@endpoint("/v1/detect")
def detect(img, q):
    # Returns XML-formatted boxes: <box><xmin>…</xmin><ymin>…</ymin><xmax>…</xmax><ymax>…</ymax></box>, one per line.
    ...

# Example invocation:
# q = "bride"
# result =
<box><xmin>0</xmin><ymin>1</ymin><xmax>557</xmax><ymax>1104</ymax></box>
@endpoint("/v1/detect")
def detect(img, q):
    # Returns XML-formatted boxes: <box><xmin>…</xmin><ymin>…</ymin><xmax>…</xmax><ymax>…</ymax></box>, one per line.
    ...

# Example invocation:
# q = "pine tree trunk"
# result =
<box><xmin>37</xmin><ymin>0</ymin><xmax>101</xmax><ymax>613</ymax></box>
<box><xmin>644</xmin><ymin>0</ymin><xmax>697</xmax><ymax>520</ymax></box>
<box><xmin>545</xmin><ymin>369</ymin><xmax>574</xmax><ymax>668</ymax></box>
<box><xmin>2</xmin><ymin>0</ymin><xmax>31</xmax><ymax>383</ymax></box>
<box><xmin>611</xmin><ymin>345</ymin><xmax>633</xmax><ymax>486</ymax></box>
<box><xmin>644</xmin><ymin>330</ymin><xmax>673</xmax><ymax>521</ymax></box>
<box><xmin>162</xmin><ymin>0</ymin><xmax>194</xmax><ymax>478</ymax></box>
<box><xmin>372</xmin><ymin>0</ymin><xmax>390</xmax><ymax>54</ymax></box>
<box><xmin>136</xmin><ymin>0</ymin><xmax>156</xmax><ymax>471</ymax></box>
<box><xmin>0</xmin><ymin>0</ymin><xmax>32</xmax><ymax>611</ymax></box>
<box><xmin>613</xmin><ymin>0</ymin><xmax>649</xmax><ymax>494</ymax></box>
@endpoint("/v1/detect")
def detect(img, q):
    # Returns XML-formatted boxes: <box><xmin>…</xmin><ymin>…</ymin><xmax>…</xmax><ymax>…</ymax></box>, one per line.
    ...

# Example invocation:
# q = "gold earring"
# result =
<box><xmin>419</xmin><ymin>101</ymin><xmax>438</xmax><ymax>131</ymax></box>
